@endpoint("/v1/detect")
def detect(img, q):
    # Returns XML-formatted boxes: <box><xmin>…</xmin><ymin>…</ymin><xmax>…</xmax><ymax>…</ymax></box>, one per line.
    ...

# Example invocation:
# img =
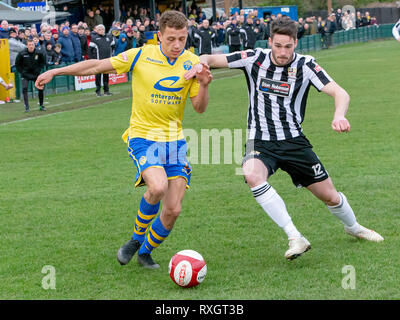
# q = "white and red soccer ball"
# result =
<box><xmin>168</xmin><ymin>250</ymin><xmax>207</xmax><ymax>288</ymax></box>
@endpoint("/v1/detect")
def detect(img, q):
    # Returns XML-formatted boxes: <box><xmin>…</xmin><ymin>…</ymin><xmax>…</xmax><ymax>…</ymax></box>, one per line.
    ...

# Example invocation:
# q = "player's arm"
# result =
<box><xmin>321</xmin><ymin>81</ymin><xmax>351</xmax><ymax>133</ymax></box>
<box><xmin>35</xmin><ymin>58</ymin><xmax>116</xmax><ymax>90</ymax></box>
<box><xmin>190</xmin><ymin>64</ymin><xmax>213</xmax><ymax>113</ymax></box>
<box><xmin>199</xmin><ymin>54</ymin><xmax>229</xmax><ymax>68</ymax></box>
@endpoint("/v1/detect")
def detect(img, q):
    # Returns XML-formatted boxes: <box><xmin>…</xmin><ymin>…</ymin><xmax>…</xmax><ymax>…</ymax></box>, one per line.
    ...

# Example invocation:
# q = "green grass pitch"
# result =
<box><xmin>0</xmin><ymin>39</ymin><xmax>399</xmax><ymax>299</ymax></box>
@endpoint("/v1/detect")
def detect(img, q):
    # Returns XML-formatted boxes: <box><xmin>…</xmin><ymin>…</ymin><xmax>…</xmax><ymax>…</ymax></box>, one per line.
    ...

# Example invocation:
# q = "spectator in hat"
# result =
<box><xmin>125</xmin><ymin>28</ymin><xmax>137</xmax><ymax>50</ymax></box>
<box><xmin>114</xmin><ymin>32</ymin><xmax>128</xmax><ymax>56</ymax></box>
<box><xmin>8</xmin><ymin>28</ymin><xmax>26</xmax><ymax>69</ymax></box>
<box><xmin>18</xmin><ymin>29</ymin><xmax>26</xmax><ymax>43</ymax></box>
<box><xmin>57</xmin><ymin>26</ymin><xmax>75</xmax><ymax>63</ymax></box>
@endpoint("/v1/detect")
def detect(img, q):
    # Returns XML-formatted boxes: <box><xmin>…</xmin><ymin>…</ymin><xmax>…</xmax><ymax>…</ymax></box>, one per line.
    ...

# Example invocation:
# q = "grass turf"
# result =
<box><xmin>0</xmin><ymin>39</ymin><xmax>399</xmax><ymax>299</ymax></box>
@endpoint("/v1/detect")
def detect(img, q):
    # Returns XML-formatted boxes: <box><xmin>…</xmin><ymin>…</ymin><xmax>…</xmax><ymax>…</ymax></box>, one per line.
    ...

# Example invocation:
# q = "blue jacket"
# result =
<box><xmin>0</xmin><ymin>27</ymin><xmax>9</xmax><ymax>39</ymax></box>
<box><xmin>113</xmin><ymin>33</ymin><xmax>127</xmax><ymax>56</ymax></box>
<box><xmin>70</xmin><ymin>32</ymin><xmax>82</xmax><ymax>62</ymax></box>
<box><xmin>57</xmin><ymin>34</ymin><xmax>75</xmax><ymax>62</ymax></box>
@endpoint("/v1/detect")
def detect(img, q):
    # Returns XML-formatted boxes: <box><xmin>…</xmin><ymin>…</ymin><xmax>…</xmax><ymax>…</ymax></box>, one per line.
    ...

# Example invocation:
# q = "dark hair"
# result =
<box><xmin>159</xmin><ymin>10</ymin><xmax>188</xmax><ymax>33</ymax></box>
<box><xmin>270</xmin><ymin>16</ymin><xmax>298</xmax><ymax>40</ymax></box>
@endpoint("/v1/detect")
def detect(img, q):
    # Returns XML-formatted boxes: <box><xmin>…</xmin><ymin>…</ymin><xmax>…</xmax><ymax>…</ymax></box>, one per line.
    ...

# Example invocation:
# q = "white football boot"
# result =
<box><xmin>344</xmin><ymin>225</ymin><xmax>384</xmax><ymax>242</ymax></box>
<box><xmin>285</xmin><ymin>236</ymin><xmax>311</xmax><ymax>260</ymax></box>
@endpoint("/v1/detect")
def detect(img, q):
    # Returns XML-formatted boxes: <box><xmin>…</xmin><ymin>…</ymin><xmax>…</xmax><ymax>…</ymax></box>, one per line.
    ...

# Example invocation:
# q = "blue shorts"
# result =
<box><xmin>127</xmin><ymin>137</ymin><xmax>192</xmax><ymax>188</ymax></box>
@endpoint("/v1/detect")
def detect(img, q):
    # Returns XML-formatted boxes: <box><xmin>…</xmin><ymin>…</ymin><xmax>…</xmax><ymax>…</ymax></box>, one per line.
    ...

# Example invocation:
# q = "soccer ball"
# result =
<box><xmin>168</xmin><ymin>250</ymin><xmax>207</xmax><ymax>288</ymax></box>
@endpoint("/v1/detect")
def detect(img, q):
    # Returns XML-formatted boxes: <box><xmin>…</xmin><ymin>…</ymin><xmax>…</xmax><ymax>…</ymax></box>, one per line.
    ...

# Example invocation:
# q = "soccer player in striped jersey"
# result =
<box><xmin>192</xmin><ymin>16</ymin><xmax>384</xmax><ymax>260</ymax></box>
<box><xmin>392</xmin><ymin>19</ymin><xmax>400</xmax><ymax>42</ymax></box>
<box><xmin>36</xmin><ymin>11</ymin><xmax>212</xmax><ymax>269</ymax></box>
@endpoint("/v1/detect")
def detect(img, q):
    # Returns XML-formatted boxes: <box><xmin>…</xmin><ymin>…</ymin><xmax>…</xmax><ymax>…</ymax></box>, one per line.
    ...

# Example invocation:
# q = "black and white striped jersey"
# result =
<box><xmin>393</xmin><ymin>19</ymin><xmax>400</xmax><ymax>40</ymax></box>
<box><xmin>227</xmin><ymin>48</ymin><xmax>333</xmax><ymax>141</ymax></box>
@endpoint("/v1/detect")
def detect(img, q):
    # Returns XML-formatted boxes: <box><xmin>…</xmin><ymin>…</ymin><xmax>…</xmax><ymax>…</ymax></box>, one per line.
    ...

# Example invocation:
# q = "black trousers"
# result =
<box><xmin>22</xmin><ymin>78</ymin><xmax>43</xmax><ymax>109</ymax></box>
<box><xmin>95</xmin><ymin>73</ymin><xmax>109</xmax><ymax>94</ymax></box>
<box><xmin>229</xmin><ymin>45</ymin><xmax>241</xmax><ymax>53</ymax></box>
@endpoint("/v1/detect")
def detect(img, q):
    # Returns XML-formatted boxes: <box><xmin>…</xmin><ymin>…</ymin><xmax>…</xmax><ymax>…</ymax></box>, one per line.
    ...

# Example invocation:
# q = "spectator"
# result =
<box><xmin>317</xmin><ymin>17</ymin><xmax>328</xmax><ymax>49</ymax></box>
<box><xmin>137</xmin><ymin>24</ymin><xmax>147</xmax><ymax>47</ymax></box>
<box><xmin>18</xmin><ymin>29</ymin><xmax>26</xmax><ymax>43</ymax></box>
<box><xmin>193</xmin><ymin>19</ymin><xmax>215</xmax><ymax>55</ymax></box>
<box><xmin>8</xmin><ymin>29</ymin><xmax>26</xmax><ymax>69</ymax></box>
<box><xmin>70</xmin><ymin>24</ymin><xmax>83</xmax><ymax>62</ymax></box>
<box><xmin>356</xmin><ymin>11</ymin><xmax>362</xmax><ymax>28</ymax></box>
<box><xmin>0</xmin><ymin>20</ymin><xmax>9</xmax><ymax>39</ymax></box>
<box><xmin>297</xmin><ymin>17</ymin><xmax>309</xmax><ymax>40</ymax></box>
<box><xmin>336</xmin><ymin>9</ymin><xmax>343</xmax><ymax>31</ymax></box>
<box><xmin>241</xmin><ymin>16</ymin><xmax>257</xmax><ymax>50</ymax></box>
<box><xmin>43</xmin><ymin>31</ymin><xmax>55</xmax><ymax>47</ymax></box>
<box><xmin>326</xmin><ymin>14</ymin><xmax>337</xmax><ymax>48</ymax></box>
<box><xmin>125</xmin><ymin>28</ymin><xmax>137</xmax><ymax>50</ymax></box>
<box><xmin>52</xmin><ymin>30</ymin><xmax>59</xmax><ymax>43</ymax></box>
<box><xmin>45</xmin><ymin>43</ymin><xmax>59</xmax><ymax>66</ymax></box>
<box><xmin>32</xmin><ymin>35</ymin><xmax>46</xmax><ymax>58</ymax></box>
<box><xmin>15</xmin><ymin>39</ymin><xmax>46</xmax><ymax>112</ymax></box>
<box><xmin>370</xmin><ymin>16</ymin><xmax>378</xmax><ymax>26</ymax></box>
<box><xmin>362</xmin><ymin>11</ymin><xmax>371</xmax><ymax>26</ymax></box>
<box><xmin>53</xmin><ymin>43</ymin><xmax>62</xmax><ymax>64</ymax></box>
<box><xmin>57</xmin><ymin>26</ymin><xmax>75</xmax><ymax>63</ymax></box>
<box><xmin>94</xmin><ymin>9</ymin><xmax>104</xmax><ymax>26</ymax></box>
<box><xmin>114</xmin><ymin>33</ymin><xmax>127</xmax><ymax>55</ymax></box>
<box><xmin>78</xmin><ymin>26</ymin><xmax>88</xmax><ymax>60</ymax></box>
<box><xmin>88</xmin><ymin>24</ymin><xmax>114</xmax><ymax>96</ymax></box>
<box><xmin>24</xmin><ymin>28</ymin><xmax>31</xmax><ymax>40</ymax></box>
<box><xmin>226</xmin><ymin>19</ymin><xmax>241</xmax><ymax>53</ymax></box>
<box><xmin>85</xmin><ymin>11</ymin><xmax>97</xmax><ymax>30</ymax></box>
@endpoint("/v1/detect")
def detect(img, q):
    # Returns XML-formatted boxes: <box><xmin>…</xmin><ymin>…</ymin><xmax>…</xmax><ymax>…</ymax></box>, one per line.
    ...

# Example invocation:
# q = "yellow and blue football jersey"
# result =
<box><xmin>110</xmin><ymin>44</ymin><xmax>200</xmax><ymax>142</ymax></box>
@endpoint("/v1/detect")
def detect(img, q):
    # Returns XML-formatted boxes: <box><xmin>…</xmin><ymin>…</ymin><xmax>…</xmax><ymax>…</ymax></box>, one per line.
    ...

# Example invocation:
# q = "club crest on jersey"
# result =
<box><xmin>183</xmin><ymin>60</ymin><xmax>192</xmax><ymax>70</ymax></box>
<box><xmin>139</xmin><ymin>156</ymin><xmax>147</xmax><ymax>166</ymax></box>
<box><xmin>241</xmin><ymin>51</ymin><xmax>247</xmax><ymax>59</ymax></box>
<box><xmin>288</xmin><ymin>67</ymin><xmax>297</xmax><ymax>78</ymax></box>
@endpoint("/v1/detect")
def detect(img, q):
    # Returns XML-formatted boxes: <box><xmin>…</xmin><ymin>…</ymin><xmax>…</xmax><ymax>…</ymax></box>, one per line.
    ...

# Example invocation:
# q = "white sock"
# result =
<box><xmin>251</xmin><ymin>182</ymin><xmax>301</xmax><ymax>239</ymax></box>
<box><xmin>327</xmin><ymin>192</ymin><xmax>360</xmax><ymax>230</ymax></box>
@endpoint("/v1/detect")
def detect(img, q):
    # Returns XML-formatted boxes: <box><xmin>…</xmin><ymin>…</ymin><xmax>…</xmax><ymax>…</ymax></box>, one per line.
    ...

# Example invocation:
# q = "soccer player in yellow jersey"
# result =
<box><xmin>36</xmin><ymin>11</ymin><xmax>212</xmax><ymax>269</ymax></box>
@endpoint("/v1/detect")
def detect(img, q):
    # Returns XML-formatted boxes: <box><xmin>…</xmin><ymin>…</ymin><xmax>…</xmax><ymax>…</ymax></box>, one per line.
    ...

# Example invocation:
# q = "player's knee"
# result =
<box><xmin>321</xmin><ymin>191</ymin><xmax>341</xmax><ymax>206</ymax></box>
<box><xmin>147</xmin><ymin>182</ymin><xmax>168</xmax><ymax>201</ymax></box>
<box><xmin>244</xmin><ymin>171</ymin><xmax>265</xmax><ymax>188</ymax></box>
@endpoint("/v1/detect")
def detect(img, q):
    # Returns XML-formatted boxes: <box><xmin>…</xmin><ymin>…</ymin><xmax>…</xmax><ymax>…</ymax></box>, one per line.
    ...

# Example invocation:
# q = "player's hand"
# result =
<box><xmin>35</xmin><ymin>70</ymin><xmax>55</xmax><ymax>90</ymax></box>
<box><xmin>184</xmin><ymin>63</ymin><xmax>212</xmax><ymax>85</ymax></box>
<box><xmin>195</xmin><ymin>63</ymin><xmax>213</xmax><ymax>86</ymax></box>
<box><xmin>331</xmin><ymin>116</ymin><xmax>351</xmax><ymax>133</ymax></box>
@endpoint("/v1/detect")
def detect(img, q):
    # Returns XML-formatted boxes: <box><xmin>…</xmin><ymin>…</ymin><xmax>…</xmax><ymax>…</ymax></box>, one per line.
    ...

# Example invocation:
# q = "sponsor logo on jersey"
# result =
<box><xmin>241</xmin><ymin>51</ymin><xmax>247</xmax><ymax>59</ymax></box>
<box><xmin>146</xmin><ymin>57</ymin><xmax>163</xmax><ymax>64</ymax></box>
<box><xmin>121</xmin><ymin>52</ymin><xmax>128</xmax><ymax>62</ymax></box>
<box><xmin>154</xmin><ymin>76</ymin><xmax>184</xmax><ymax>92</ymax></box>
<box><xmin>259</xmin><ymin>78</ymin><xmax>292</xmax><ymax>97</ymax></box>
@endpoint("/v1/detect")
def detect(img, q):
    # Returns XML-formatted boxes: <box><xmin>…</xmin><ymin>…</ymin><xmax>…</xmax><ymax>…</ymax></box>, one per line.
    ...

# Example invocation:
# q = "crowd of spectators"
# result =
<box><xmin>0</xmin><ymin>5</ymin><xmax>381</xmax><ymax>69</ymax></box>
